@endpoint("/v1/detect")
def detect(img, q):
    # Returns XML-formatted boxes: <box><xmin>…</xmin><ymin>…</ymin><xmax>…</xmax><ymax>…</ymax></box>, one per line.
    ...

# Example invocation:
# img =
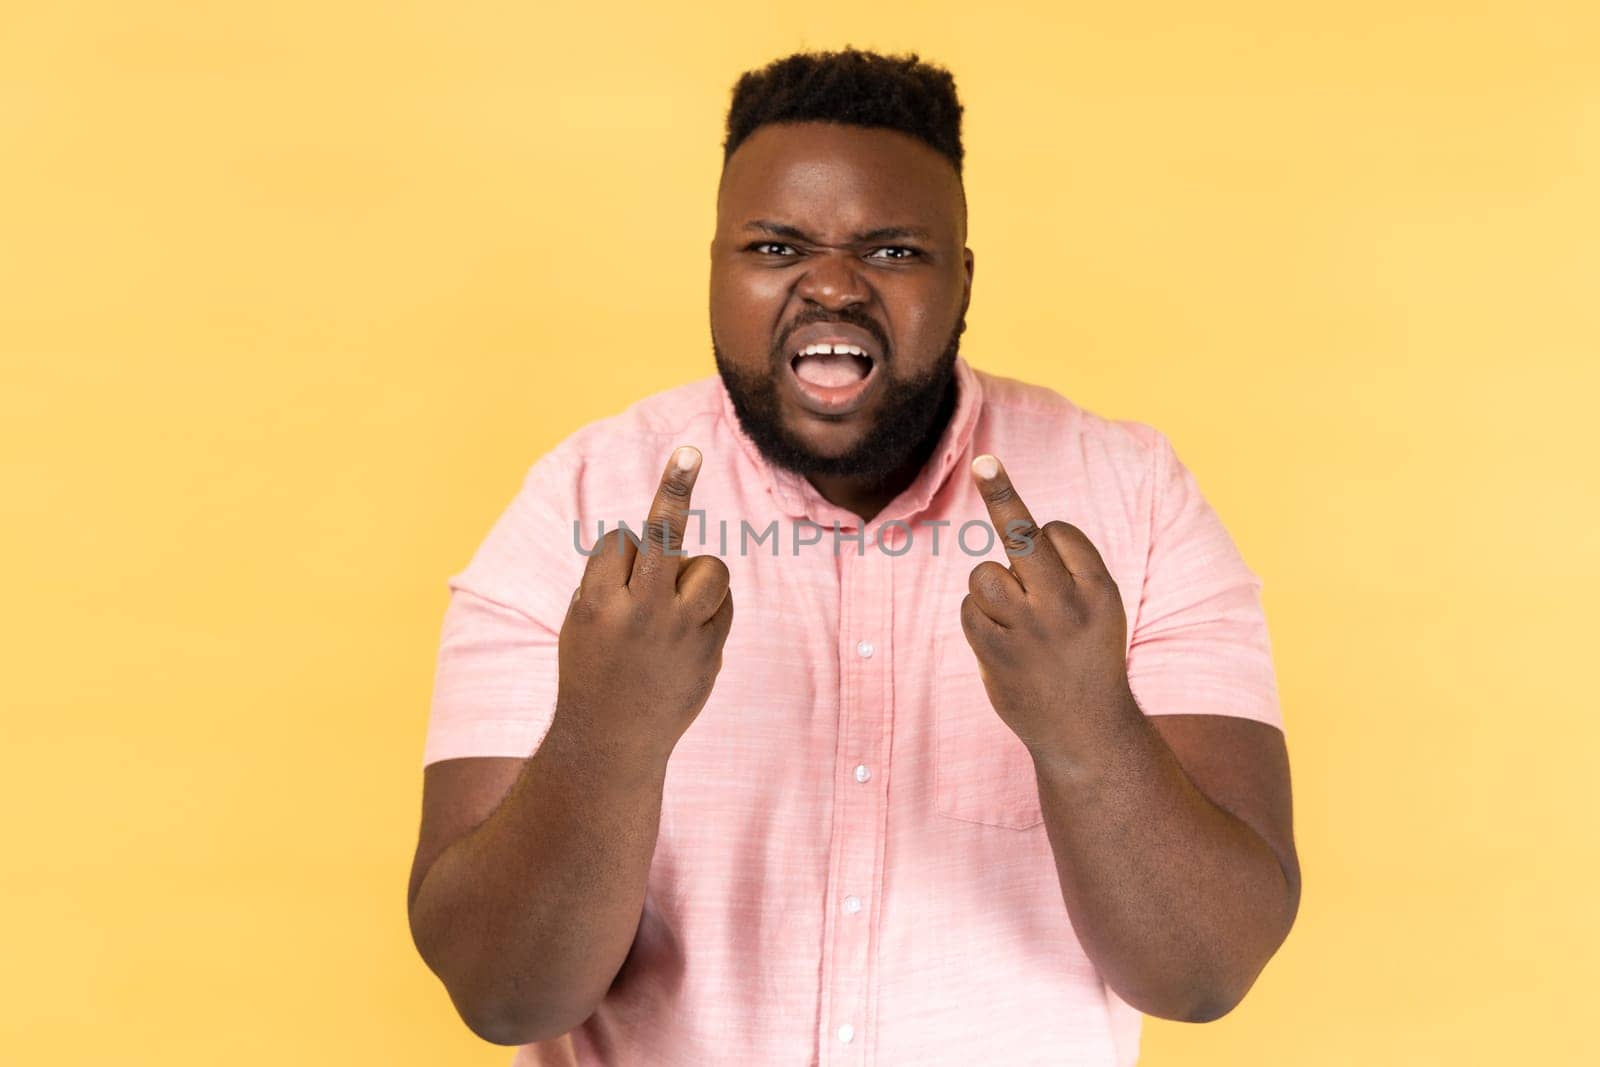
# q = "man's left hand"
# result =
<box><xmin>961</xmin><ymin>453</ymin><xmax>1138</xmax><ymax>759</ymax></box>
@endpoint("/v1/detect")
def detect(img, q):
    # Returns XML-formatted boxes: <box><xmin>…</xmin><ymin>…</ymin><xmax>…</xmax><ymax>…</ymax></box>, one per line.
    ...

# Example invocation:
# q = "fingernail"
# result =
<box><xmin>675</xmin><ymin>446</ymin><xmax>699</xmax><ymax>471</ymax></box>
<box><xmin>972</xmin><ymin>454</ymin><xmax>999</xmax><ymax>480</ymax></box>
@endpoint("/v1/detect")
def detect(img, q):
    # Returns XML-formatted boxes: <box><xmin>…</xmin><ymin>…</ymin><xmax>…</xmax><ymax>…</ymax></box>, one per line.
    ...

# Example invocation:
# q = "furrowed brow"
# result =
<box><xmin>743</xmin><ymin>220</ymin><xmax>933</xmax><ymax>244</ymax></box>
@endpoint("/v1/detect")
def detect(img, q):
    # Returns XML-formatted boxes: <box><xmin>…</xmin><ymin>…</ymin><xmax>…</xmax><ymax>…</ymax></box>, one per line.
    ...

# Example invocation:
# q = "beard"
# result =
<box><xmin>712</xmin><ymin>311</ymin><xmax>965</xmax><ymax>484</ymax></box>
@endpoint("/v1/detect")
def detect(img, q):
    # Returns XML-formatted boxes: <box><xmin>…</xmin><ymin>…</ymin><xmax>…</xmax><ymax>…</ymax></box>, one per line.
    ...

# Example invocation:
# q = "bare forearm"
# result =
<box><xmin>410</xmin><ymin>710</ymin><xmax>670</xmax><ymax>1044</ymax></box>
<box><xmin>1029</xmin><ymin>699</ymin><xmax>1296</xmax><ymax>1022</ymax></box>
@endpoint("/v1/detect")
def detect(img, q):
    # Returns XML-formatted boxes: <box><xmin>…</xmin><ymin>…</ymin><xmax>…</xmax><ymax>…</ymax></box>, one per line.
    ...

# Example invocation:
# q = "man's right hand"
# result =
<box><xmin>553</xmin><ymin>445</ymin><xmax>734</xmax><ymax>766</ymax></box>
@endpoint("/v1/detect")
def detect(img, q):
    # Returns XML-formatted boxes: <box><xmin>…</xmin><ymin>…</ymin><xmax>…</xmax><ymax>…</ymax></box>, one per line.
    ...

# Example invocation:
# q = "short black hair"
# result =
<box><xmin>722</xmin><ymin>47</ymin><xmax>965</xmax><ymax>177</ymax></box>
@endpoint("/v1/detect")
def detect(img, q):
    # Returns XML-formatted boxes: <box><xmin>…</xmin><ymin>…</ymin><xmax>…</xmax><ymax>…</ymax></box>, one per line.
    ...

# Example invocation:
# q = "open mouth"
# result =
<box><xmin>787</xmin><ymin>342</ymin><xmax>878</xmax><ymax>415</ymax></box>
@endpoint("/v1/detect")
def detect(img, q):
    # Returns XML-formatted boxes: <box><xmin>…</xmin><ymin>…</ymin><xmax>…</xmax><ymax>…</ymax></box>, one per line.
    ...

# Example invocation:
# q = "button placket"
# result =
<box><xmin>823</xmin><ymin>528</ymin><xmax>888</xmax><ymax>1063</ymax></box>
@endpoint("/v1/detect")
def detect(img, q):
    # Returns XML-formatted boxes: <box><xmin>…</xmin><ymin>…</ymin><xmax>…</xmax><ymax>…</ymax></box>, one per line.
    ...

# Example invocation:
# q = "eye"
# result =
<box><xmin>868</xmin><ymin>246</ymin><xmax>921</xmax><ymax>261</ymax></box>
<box><xmin>747</xmin><ymin>241</ymin><xmax>798</xmax><ymax>256</ymax></box>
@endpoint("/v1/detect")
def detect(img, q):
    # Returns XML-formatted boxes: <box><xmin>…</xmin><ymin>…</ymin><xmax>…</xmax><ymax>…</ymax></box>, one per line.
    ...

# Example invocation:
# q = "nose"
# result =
<box><xmin>794</xmin><ymin>249</ymin><xmax>869</xmax><ymax>311</ymax></box>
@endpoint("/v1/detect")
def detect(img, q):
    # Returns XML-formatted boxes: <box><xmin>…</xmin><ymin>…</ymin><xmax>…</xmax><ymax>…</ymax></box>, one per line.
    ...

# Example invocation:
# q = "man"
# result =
<box><xmin>407</xmin><ymin>47</ymin><xmax>1299</xmax><ymax>1066</ymax></box>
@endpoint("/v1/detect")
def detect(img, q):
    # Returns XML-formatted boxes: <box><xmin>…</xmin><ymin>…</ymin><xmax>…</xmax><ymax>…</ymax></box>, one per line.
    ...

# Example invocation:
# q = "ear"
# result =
<box><xmin>961</xmin><ymin>247</ymin><xmax>975</xmax><ymax>322</ymax></box>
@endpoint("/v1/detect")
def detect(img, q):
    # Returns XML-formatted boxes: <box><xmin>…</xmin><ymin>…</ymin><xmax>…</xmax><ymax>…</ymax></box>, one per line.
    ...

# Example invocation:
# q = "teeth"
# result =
<box><xmin>796</xmin><ymin>342</ymin><xmax>869</xmax><ymax>358</ymax></box>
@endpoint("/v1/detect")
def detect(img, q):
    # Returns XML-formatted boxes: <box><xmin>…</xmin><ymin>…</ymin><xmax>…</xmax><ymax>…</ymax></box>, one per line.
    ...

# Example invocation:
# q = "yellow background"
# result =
<box><xmin>4</xmin><ymin>2</ymin><xmax>1595</xmax><ymax>1063</ymax></box>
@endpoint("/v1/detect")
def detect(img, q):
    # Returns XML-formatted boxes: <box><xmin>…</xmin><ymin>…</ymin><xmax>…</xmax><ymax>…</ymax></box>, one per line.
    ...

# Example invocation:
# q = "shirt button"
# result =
<box><xmin>854</xmin><ymin>764</ymin><xmax>871</xmax><ymax>783</ymax></box>
<box><xmin>843</xmin><ymin>895</ymin><xmax>861</xmax><ymax>914</ymax></box>
<box><xmin>837</xmin><ymin>1023</ymin><xmax>855</xmax><ymax>1044</ymax></box>
<box><xmin>856</xmin><ymin>640</ymin><xmax>874</xmax><ymax>658</ymax></box>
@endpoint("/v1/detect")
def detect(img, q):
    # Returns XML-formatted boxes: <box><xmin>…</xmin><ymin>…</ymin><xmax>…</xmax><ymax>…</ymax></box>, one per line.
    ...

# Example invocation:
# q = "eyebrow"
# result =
<box><xmin>741</xmin><ymin>219</ymin><xmax>934</xmax><ymax>244</ymax></box>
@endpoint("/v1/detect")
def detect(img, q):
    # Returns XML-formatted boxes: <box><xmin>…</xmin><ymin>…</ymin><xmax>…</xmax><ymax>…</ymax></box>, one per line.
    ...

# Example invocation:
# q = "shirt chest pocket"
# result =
<box><xmin>930</xmin><ymin>630</ymin><xmax>1045</xmax><ymax>831</ymax></box>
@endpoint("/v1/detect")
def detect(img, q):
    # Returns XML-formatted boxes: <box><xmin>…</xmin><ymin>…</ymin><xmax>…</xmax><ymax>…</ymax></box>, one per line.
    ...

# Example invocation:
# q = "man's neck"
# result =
<box><xmin>806</xmin><ymin>459</ymin><xmax>921</xmax><ymax>527</ymax></box>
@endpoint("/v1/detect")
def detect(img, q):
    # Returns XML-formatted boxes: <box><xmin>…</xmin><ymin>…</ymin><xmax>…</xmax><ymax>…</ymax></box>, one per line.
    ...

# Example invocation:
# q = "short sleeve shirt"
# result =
<box><xmin>422</xmin><ymin>354</ymin><xmax>1283</xmax><ymax>1066</ymax></box>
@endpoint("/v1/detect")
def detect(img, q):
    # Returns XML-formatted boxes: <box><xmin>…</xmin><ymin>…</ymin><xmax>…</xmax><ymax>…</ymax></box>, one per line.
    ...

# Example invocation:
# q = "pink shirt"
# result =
<box><xmin>423</xmin><ymin>354</ymin><xmax>1283</xmax><ymax>1066</ymax></box>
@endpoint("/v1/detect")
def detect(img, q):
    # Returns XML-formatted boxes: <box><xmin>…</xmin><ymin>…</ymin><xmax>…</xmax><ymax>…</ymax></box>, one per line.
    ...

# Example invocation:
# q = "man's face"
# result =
<box><xmin>709</xmin><ymin>121</ymin><xmax>974</xmax><ymax>482</ymax></box>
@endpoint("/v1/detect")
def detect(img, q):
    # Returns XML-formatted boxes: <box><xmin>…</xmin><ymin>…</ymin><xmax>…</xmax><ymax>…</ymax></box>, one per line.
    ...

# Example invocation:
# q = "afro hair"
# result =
<box><xmin>722</xmin><ymin>46</ymin><xmax>965</xmax><ymax>177</ymax></box>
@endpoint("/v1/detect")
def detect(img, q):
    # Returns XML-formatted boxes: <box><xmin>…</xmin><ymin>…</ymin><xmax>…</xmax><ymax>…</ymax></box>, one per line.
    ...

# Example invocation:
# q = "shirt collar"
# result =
<box><xmin>716</xmin><ymin>354</ymin><xmax>985</xmax><ymax>529</ymax></box>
